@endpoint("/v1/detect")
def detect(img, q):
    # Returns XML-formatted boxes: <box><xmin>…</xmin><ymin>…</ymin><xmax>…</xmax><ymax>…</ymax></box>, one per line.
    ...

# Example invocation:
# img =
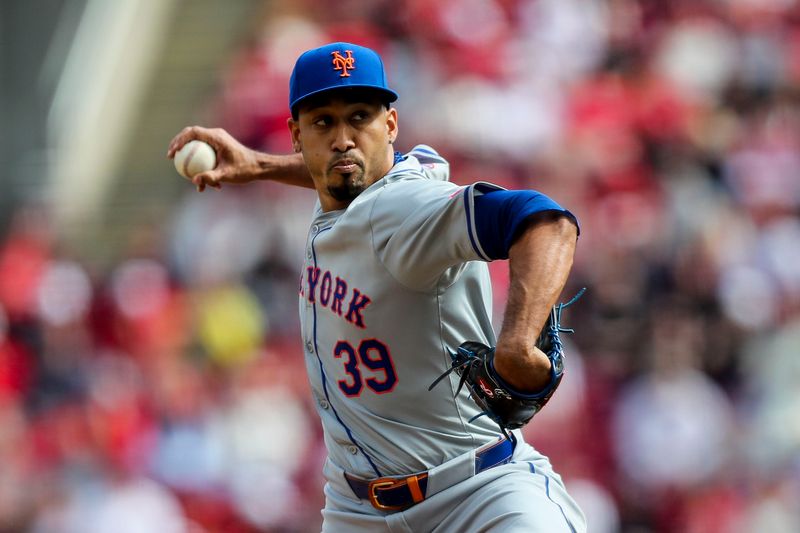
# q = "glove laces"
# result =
<box><xmin>427</xmin><ymin>345</ymin><xmax>486</xmax><ymax>394</ymax></box>
<box><xmin>543</xmin><ymin>287</ymin><xmax>586</xmax><ymax>353</ymax></box>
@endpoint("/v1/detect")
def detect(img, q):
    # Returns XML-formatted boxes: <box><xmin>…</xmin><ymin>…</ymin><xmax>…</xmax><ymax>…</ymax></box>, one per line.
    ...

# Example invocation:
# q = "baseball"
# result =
<box><xmin>173</xmin><ymin>140</ymin><xmax>217</xmax><ymax>178</ymax></box>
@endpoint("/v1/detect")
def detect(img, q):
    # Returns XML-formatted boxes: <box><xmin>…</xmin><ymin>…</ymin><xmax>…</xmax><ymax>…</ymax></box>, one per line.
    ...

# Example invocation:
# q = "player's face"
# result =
<box><xmin>289</xmin><ymin>92</ymin><xmax>398</xmax><ymax>211</ymax></box>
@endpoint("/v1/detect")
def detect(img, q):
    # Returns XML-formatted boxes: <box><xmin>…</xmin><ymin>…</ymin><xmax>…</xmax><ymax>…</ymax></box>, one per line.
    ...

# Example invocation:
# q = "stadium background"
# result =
<box><xmin>2</xmin><ymin>0</ymin><xmax>799</xmax><ymax>531</ymax></box>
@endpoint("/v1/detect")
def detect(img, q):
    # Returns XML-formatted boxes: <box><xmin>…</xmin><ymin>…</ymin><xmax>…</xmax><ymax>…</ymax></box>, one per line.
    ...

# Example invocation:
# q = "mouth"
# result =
<box><xmin>329</xmin><ymin>158</ymin><xmax>362</xmax><ymax>174</ymax></box>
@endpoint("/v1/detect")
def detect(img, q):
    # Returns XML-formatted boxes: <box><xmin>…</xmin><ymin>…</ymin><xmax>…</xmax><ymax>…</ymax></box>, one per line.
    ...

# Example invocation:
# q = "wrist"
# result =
<box><xmin>492</xmin><ymin>344</ymin><xmax>553</xmax><ymax>394</ymax></box>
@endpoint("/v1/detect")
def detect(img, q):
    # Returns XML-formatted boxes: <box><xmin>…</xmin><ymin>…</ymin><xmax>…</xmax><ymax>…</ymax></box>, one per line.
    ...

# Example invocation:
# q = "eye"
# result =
<box><xmin>351</xmin><ymin>110</ymin><xmax>370</xmax><ymax>122</ymax></box>
<box><xmin>312</xmin><ymin>116</ymin><xmax>331</xmax><ymax>127</ymax></box>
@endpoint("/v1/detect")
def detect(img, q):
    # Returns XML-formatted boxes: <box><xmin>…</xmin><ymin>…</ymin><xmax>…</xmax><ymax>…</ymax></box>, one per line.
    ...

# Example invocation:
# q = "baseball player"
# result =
<box><xmin>168</xmin><ymin>42</ymin><xmax>586</xmax><ymax>532</ymax></box>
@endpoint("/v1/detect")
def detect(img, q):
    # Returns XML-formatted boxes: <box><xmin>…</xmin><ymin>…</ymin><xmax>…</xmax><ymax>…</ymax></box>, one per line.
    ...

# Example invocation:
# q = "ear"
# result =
<box><xmin>287</xmin><ymin>118</ymin><xmax>302</xmax><ymax>153</ymax></box>
<box><xmin>386</xmin><ymin>108</ymin><xmax>398</xmax><ymax>145</ymax></box>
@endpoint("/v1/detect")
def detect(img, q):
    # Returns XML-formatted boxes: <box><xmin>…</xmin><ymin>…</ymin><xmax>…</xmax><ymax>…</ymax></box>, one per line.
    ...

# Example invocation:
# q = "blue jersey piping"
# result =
<box><xmin>310</xmin><ymin>227</ymin><xmax>383</xmax><ymax>477</ymax></box>
<box><xmin>463</xmin><ymin>187</ymin><xmax>490</xmax><ymax>261</ymax></box>
<box><xmin>411</xmin><ymin>146</ymin><xmax>438</xmax><ymax>156</ymax></box>
<box><xmin>528</xmin><ymin>462</ymin><xmax>576</xmax><ymax>533</ymax></box>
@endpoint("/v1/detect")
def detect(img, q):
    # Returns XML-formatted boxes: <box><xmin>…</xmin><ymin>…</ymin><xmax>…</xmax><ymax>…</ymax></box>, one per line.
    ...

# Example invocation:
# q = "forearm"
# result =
<box><xmin>251</xmin><ymin>152</ymin><xmax>314</xmax><ymax>188</ymax></box>
<box><xmin>493</xmin><ymin>214</ymin><xmax>578</xmax><ymax>392</ymax></box>
<box><xmin>167</xmin><ymin>126</ymin><xmax>315</xmax><ymax>190</ymax></box>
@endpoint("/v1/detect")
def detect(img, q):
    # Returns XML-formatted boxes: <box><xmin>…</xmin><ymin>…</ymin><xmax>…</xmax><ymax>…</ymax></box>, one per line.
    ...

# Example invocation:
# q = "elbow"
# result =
<box><xmin>524</xmin><ymin>211</ymin><xmax>579</xmax><ymax>243</ymax></box>
<box><xmin>507</xmin><ymin>212</ymin><xmax>578</xmax><ymax>263</ymax></box>
<box><xmin>554</xmin><ymin>214</ymin><xmax>579</xmax><ymax>242</ymax></box>
<box><xmin>554</xmin><ymin>216</ymin><xmax>579</xmax><ymax>265</ymax></box>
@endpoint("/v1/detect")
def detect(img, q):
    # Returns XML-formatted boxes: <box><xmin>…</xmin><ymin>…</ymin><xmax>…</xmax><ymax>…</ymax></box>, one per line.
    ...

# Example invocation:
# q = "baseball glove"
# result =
<box><xmin>429</xmin><ymin>288</ymin><xmax>585</xmax><ymax>436</ymax></box>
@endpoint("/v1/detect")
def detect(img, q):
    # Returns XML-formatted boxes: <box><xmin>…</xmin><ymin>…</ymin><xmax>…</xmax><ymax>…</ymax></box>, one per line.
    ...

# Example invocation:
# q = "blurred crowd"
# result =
<box><xmin>2</xmin><ymin>0</ymin><xmax>800</xmax><ymax>531</ymax></box>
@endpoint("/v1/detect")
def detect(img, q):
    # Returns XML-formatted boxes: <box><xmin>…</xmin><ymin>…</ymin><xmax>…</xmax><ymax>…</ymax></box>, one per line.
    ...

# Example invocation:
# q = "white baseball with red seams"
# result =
<box><xmin>173</xmin><ymin>140</ymin><xmax>217</xmax><ymax>178</ymax></box>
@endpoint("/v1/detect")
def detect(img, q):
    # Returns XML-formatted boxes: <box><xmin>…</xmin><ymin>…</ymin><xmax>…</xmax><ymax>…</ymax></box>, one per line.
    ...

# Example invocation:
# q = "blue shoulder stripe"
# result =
<box><xmin>471</xmin><ymin>188</ymin><xmax>578</xmax><ymax>260</ymax></box>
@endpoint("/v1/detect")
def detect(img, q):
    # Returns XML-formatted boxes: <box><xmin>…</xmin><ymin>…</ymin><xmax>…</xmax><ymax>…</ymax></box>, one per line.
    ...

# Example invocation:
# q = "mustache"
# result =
<box><xmin>328</xmin><ymin>154</ymin><xmax>364</xmax><ymax>172</ymax></box>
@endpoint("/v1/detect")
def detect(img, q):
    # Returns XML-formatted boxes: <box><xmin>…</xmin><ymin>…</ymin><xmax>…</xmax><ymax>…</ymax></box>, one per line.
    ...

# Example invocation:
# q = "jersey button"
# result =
<box><xmin>306</xmin><ymin>250</ymin><xmax>312</xmax><ymax>260</ymax></box>
<box><xmin>306</xmin><ymin>340</ymin><xmax>314</xmax><ymax>352</ymax></box>
<box><xmin>347</xmin><ymin>445</ymin><xmax>358</xmax><ymax>455</ymax></box>
<box><xmin>318</xmin><ymin>399</ymin><xmax>329</xmax><ymax>410</ymax></box>
<box><xmin>312</xmin><ymin>224</ymin><xmax>319</xmax><ymax>234</ymax></box>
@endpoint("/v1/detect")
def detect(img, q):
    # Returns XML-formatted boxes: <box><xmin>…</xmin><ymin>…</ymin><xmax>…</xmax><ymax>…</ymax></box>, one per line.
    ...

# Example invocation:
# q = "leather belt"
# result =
<box><xmin>344</xmin><ymin>436</ymin><xmax>515</xmax><ymax>512</ymax></box>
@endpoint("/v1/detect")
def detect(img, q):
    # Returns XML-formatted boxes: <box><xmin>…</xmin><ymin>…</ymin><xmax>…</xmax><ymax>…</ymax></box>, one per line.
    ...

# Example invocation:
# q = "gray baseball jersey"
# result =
<box><xmin>299</xmin><ymin>146</ymin><xmax>585</xmax><ymax>532</ymax></box>
<box><xmin>300</xmin><ymin>145</ymin><xmax>502</xmax><ymax>477</ymax></box>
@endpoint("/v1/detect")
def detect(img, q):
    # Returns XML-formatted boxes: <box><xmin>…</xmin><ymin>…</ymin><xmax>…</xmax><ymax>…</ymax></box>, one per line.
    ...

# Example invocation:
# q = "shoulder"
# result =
<box><xmin>363</xmin><ymin>178</ymin><xmax>465</xmax><ymax>246</ymax></box>
<box><xmin>405</xmin><ymin>144</ymin><xmax>448</xmax><ymax>169</ymax></box>
<box><xmin>384</xmin><ymin>145</ymin><xmax>451</xmax><ymax>184</ymax></box>
<box><xmin>374</xmin><ymin>176</ymin><xmax>462</xmax><ymax>216</ymax></box>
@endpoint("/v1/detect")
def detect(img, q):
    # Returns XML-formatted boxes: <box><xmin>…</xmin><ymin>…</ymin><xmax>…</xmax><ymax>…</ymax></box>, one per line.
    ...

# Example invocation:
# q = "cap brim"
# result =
<box><xmin>290</xmin><ymin>85</ymin><xmax>399</xmax><ymax>114</ymax></box>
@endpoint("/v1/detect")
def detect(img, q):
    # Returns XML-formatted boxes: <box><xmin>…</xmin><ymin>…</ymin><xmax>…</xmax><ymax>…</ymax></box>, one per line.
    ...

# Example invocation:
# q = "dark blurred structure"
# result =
<box><xmin>0</xmin><ymin>0</ymin><xmax>76</xmax><ymax>228</ymax></box>
<box><xmin>2</xmin><ymin>1</ymin><xmax>799</xmax><ymax>532</ymax></box>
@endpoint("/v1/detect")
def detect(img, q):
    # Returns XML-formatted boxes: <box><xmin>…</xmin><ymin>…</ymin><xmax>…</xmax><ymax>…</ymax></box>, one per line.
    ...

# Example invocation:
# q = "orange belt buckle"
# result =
<box><xmin>367</xmin><ymin>474</ymin><xmax>426</xmax><ymax>511</ymax></box>
<box><xmin>368</xmin><ymin>478</ymin><xmax>404</xmax><ymax>511</ymax></box>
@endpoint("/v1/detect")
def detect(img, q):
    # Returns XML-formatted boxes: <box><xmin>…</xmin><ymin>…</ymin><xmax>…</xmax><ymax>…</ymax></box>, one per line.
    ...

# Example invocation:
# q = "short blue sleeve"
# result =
<box><xmin>472</xmin><ymin>189</ymin><xmax>579</xmax><ymax>260</ymax></box>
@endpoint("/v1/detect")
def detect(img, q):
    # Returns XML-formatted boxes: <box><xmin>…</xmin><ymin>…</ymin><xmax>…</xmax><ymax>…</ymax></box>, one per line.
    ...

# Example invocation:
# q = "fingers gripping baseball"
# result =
<box><xmin>167</xmin><ymin>126</ymin><xmax>257</xmax><ymax>192</ymax></box>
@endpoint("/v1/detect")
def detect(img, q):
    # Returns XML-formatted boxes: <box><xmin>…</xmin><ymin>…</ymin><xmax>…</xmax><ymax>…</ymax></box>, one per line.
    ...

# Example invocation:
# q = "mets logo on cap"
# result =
<box><xmin>331</xmin><ymin>50</ymin><xmax>355</xmax><ymax>77</ymax></box>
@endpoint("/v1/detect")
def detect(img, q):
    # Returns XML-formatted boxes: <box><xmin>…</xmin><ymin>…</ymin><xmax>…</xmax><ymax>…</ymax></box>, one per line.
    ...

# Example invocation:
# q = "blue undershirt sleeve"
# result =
<box><xmin>471</xmin><ymin>189</ymin><xmax>579</xmax><ymax>260</ymax></box>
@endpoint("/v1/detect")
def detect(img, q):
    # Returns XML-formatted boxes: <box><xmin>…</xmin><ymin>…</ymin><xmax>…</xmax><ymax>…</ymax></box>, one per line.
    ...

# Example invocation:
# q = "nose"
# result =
<box><xmin>331</xmin><ymin>124</ymin><xmax>355</xmax><ymax>153</ymax></box>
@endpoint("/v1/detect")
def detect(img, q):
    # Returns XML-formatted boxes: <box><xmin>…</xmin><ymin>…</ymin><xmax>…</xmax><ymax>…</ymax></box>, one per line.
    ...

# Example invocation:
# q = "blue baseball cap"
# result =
<box><xmin>289</xmin><ymin>42</ymin><xmax>399</xmax><ymax>115</ymax></box>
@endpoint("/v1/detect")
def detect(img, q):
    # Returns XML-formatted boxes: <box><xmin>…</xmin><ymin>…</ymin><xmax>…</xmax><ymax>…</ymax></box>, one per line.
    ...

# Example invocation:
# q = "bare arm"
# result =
<box><xmin>166</xmin><ymin>126</ymin><xmax>314</xmax><ymax>192</ymax></box>
<box><xmin>493</xmin><ymin>213</ymin><xmax>578</xmax><ymax>393</ymax></box>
